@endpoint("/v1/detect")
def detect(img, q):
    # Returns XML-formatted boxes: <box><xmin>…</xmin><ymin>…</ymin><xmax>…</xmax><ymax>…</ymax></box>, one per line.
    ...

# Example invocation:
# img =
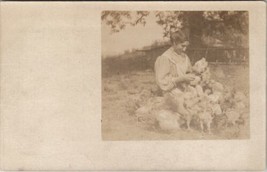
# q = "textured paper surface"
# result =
<box><xmin>0</xmin><ymin>2</ymin><xmax>266</xmax><ymax>171</ymax></box>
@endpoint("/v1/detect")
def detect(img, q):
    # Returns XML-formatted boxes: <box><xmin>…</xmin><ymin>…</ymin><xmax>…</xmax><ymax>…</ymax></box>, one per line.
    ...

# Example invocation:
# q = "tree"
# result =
<box><xmin>102</xmin><ymin>11</ymin><xmax>248</xmax><ymax>48</ymax></box>
<box><xmin>101</xmin><ymin>11</ymin><xmax>149</xmax><ymax>33</ymax></box>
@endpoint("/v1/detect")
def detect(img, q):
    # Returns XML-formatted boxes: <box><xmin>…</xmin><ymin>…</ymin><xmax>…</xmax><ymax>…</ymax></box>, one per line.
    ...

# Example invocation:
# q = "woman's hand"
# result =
<box><xmin>182</xmin><ymin>74</ymin><xmax>196</xmax><ymax>82</ymax></box>
<box><xmin>173</xmin><ymin>74</ymin><xmax>195</xmax><ymax>84</ymax></box>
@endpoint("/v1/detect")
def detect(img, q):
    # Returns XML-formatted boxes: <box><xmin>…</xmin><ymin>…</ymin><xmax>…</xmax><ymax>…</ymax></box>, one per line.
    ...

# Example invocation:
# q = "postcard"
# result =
<box><xmin>0</xmin><ymin>1</ymin><xmax>265</xmax><ymax>171</ymax></box>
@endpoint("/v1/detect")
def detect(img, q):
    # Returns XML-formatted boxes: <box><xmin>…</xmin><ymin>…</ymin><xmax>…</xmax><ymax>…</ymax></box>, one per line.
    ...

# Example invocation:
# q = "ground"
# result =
<box><xmin>102</xmin><ymin>59</ymin><xmax>249</xmax><ymax>140</ymax></box>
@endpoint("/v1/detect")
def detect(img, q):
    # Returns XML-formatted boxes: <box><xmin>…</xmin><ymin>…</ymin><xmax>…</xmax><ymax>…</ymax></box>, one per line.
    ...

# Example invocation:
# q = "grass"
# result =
<box><xmin>102</xmin><ymin>54</ymin><xmax>249</xmax><ymax>140</ymax></box>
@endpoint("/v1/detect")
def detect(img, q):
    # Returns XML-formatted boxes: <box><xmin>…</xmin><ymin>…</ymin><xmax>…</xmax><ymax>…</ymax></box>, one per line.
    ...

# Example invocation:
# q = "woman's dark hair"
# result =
<box><xmin>170</xmin><ymin>27</ymin><xmax>190</xmax><ymax>45</ymax></box>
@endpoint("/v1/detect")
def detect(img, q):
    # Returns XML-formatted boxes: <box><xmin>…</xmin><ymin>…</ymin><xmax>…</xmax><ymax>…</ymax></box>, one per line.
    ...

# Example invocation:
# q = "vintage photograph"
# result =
<box><xmin>101</xmin><ymin>11</ymin><xmax>249</xmax><ymax>140</ymax></box>
<box><xmin>0</xmin><ymin>2</ymin><xmax>265</xmax><ymax>170</ymax></box>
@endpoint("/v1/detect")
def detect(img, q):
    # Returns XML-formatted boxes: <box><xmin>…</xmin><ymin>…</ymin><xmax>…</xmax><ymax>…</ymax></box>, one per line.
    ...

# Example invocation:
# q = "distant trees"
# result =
<box><xmin>102</xmin><ymin>11</ymin><xmax>248</xmax><ymax>48</ymax></box>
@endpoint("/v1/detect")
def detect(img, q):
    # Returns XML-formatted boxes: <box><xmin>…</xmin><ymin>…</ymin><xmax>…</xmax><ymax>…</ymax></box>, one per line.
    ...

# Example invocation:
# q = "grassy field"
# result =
<box><xmin>102</xmin><ymin>54</ymin><xmax>249</xmax><ymax>140</ymax></box>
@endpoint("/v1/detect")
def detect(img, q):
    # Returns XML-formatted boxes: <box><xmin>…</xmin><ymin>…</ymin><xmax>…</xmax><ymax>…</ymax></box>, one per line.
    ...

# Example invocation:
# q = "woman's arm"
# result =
<box><xmin>186</xmin><ymin>54</ymin><xmax>193</xmax><ymax>73</ymax></box>
<box><xmin>154</xmin><ymin>55</ymin><xmax>195</xmax><ymax>92</ymax></box>
<box><xmin>154</xmin><ymin>56</ymin><xmax>176</xmax><ymax>91</ymax></box>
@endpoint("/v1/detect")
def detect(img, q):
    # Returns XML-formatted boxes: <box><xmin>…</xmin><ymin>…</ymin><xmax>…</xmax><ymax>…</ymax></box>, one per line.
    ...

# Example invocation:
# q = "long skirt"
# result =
<box><xmin>162</xmin><ymin>88</ymin><xmax>190</xmax><ymax>117</ymax></box>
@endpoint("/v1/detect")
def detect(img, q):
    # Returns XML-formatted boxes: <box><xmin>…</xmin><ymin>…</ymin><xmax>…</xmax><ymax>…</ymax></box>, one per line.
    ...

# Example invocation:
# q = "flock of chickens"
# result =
<box><xmin>130</xmin><ymin>58</ymin><xmax>249</xmax><ymax>135</ymax></box>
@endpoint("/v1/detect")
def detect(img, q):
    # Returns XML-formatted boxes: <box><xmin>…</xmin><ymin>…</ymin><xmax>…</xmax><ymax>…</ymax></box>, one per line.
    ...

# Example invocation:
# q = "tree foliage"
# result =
<box><xmin>101</xmin><ymin>11</ymin><xmax>150</xmax><ymax>33</ymax></box>
<box><xmin>102</xmin><ymin>11</ymin><xmax>248</xmax><ymax>48</ymax></box>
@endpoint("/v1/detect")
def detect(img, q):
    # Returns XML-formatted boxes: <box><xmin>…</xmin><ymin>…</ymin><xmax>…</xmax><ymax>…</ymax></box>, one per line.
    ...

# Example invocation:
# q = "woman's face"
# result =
<box><xmin>172</xmin><ymin>41</ymin><xmax>189</xmax><ymax>55</ymax></box>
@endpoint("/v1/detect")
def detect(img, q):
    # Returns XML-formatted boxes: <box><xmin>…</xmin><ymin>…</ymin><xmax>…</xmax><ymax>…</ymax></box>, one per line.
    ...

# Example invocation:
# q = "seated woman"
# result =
<box><xmin>154</xmin><ymin>29</ymin><xmax>195</xmax><ymax>129</ymax></box>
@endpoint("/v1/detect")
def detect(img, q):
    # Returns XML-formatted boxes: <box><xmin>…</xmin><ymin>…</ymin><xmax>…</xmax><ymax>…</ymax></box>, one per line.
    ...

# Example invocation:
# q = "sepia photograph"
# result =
<box><xmin>102</xmin><ymin>11</ymin><xmax>249</xmax><ymax>140</ymax></box>
<box><xmin>0</xmin><ymin>2</ymin><xmax>265</xmax><ymax>170</ymax></box>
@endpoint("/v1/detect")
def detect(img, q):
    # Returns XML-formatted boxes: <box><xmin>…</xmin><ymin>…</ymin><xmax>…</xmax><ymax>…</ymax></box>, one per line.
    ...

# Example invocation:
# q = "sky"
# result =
<box><xmin>101</xmin><ymin>14</ymin><xmax>169</xmax><ymax>57</ymax></box>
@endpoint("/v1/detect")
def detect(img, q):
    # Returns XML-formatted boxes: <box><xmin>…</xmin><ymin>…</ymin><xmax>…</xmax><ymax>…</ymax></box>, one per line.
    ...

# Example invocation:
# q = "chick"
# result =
<box><xmin>234</xmin><ymin>91</ymin><xmax>247</xmax><ymax>104</ymax></box>
<box><xmin>234</xmin><ymin>91</ymin><xmax>246</xmax><ymax>100</ymax></box>
<box><xmin>208</xmin><ymin>94</ymin><xmax>220</xmax><ymax>104</ymax></box>
<box><xmin>221</xmin><ymin>87</ymin><xmax>234</xmax><ymax>103</ymax></box>
<box><xmin>198</xmin><ymin>108</ymin><xmax>214</xmax><ymax>134</ymax></box>
<box><xmin>204</xmin><ymin>88</ymin><xmax>212</xmax><ymax>95</ymax></box>
<box><xmin>196</xmin><ymin>85</ymin><xmax>204</xmax><ymax>97</ymax></box>
<box><xmin>211</xmin><ymin>103</ymin><xmax>222</xmax><ymax>116</ymax></box>
<box><xmin>135</xmin><ymin>105</ymin><xmax>152</xmax><ymax>116</ymax></box>
<box><xmin>201</xmin><ymin>68</ymin><xmax>211</xmax><ymax>84</ymax></box>
<box><xmin>189</xmin><ymin>75</ymin><xmax>201</xmax><ymax>86</ymax></box>
<box><xmin>209</xmin><ymin>80</ymin><xmax>224</xmax><ymax>93</ymax></box>
<box><xmin>234</xmin><ymin>101</ymin><xmax>246</xmax><ymax>110</ymax></box>
<box><xmin>225</xmin><ymin>109</ymin><xmax>240</xmax><ymax>125</ymax></box>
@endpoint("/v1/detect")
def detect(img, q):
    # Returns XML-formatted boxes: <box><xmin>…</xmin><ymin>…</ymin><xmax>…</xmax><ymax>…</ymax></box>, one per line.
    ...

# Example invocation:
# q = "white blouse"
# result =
<box><xmin>154</xmin><ymin>47</ymin><xmax>192</xmax><ymax>94</ymax></box>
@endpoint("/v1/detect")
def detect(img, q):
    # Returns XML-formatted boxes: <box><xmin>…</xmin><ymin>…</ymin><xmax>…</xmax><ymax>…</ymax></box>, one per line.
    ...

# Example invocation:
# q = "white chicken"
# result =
<box><xmin>198</xmin><ymin>108</ymin><xmax>214</xmax><ymax>134</ymax></box>
<box><xmin>192</xmin><ymin>58</ymin><xmax>208</xmax><ymax>74</ymax></box>
<box><xmin>156</xmin><ymin>110</ymin><xmax>181</xmax><ymax>132</ymax></box>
